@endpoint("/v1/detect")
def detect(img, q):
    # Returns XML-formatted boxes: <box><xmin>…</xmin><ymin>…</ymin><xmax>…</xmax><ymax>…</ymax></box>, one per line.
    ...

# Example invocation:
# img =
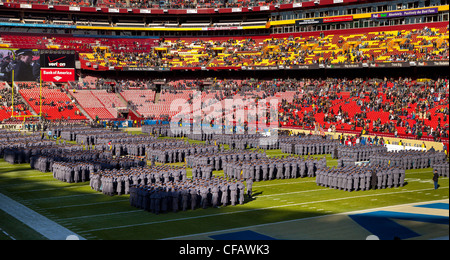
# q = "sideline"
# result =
<box><xmin>0</xmin><ymin>193</ymin><xmax>86</xmax><ymax>240</ymax></box>
<box><xmin>162</xmin><ymin>199</ymin><xmax>449</xmax><ymax>240</ymax></box>
<box><xmin>82</xmin><ymin>186</ymin><xmax>448</xmax><ymax>233</ymax></box>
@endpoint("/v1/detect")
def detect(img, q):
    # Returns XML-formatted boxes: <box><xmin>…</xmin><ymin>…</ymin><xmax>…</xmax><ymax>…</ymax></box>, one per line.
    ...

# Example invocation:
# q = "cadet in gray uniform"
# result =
<box><xmin>246</xmin><ymin>177</ymin><xmax>253</xmax><ymax>198</ymax></box>
<box><xmin>211</xmin><ymin>184</ymin><xmax>220</xmax><ymax>208</ymax></box>
<box><xmin>190</xmin><ymin>186</ymin><xmax>198</xmax><ymax>210</ymax></box>
<box><xmin>238</xmin><ymin>181</ymin><xmax>245</xmax><ymax>205</ymax></box>
<box><xmin>229</xmin><ymin>181</ymin><xmax>238</xmax><ymax>206</ymax></box>
<box><xmin>221</xmin><ymin>183</ymin><xmax>229</xmax><ymax>207</ymax></box>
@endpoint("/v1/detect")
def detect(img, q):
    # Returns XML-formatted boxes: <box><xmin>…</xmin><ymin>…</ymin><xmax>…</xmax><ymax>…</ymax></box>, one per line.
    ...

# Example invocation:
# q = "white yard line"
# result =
<box><xmin>62</xmin><ymin>210</ymin><xmax>143</xmax><ymax>221</ymax></box>
<box><xmin>34</xmin><ymin>177</ymin><xmax>444</xmax><ymax>214</ymax></box>
<box><xmin>1</xmin><ymin>164</ymin><xmax>445</xmax><ymax>239</ymax></box>
<box><xmin>81</xmin><ymin>186</ymin><xmax>448</xmax><ymax>233</ymax></box>
<box><xmin>44</xmin><ymin>199</ymin><xmax>130</xmax><ymax>210</ymax></box>
<box><xmin>0</xmin><ymin>193</ymin><xmax>86</xmax><ymax>240</ymax></box>
<box><xmin>161</xmin><ymin>198</ymin><xmax>449</xmax><ymax>240</ymax></box>
<box><xmin>0</xmin><ymin>227</ymin><xmax>16</xmax><ymax>240</ymax></box>
<box><xmin>12</xmin><ymin>184</ymin><xmax>90</xmax><ymax>193</ymax></box>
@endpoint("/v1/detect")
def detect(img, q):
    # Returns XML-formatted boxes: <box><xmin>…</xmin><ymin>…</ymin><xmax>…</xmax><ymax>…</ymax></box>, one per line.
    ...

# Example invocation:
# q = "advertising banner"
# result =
<box><xmin>323</xmin><ymin>15</ymin><xmax>353</xmax><ymax>23</ymax></box>
<box><xmin>41</xmin><ymin>68</ymin><xmax>75</xmax><ymax>82</ymax></box>
<box><xmin>371</xmin><ymin>8</ymin><xmax>438</xmax><ymax>19</ymax></box>
<box><xmin>40</xmin><ymin>52</ymin><xmax>76</xmax><ymax>68</ymax></box>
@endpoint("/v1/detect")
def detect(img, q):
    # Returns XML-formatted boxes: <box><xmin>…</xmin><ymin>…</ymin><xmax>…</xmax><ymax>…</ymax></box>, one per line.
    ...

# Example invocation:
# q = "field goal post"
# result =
<box><xmin>10</xmin><ymin>69</ymin><xmax>43</xmax><ymax>121</ymax></box>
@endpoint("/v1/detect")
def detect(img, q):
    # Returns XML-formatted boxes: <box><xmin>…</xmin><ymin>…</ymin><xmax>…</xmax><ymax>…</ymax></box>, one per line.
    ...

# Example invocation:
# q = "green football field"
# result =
<box><xmin>0</xmin><ymin>135</ymin><xmax>448</xmax><ymax>240</ymax></box>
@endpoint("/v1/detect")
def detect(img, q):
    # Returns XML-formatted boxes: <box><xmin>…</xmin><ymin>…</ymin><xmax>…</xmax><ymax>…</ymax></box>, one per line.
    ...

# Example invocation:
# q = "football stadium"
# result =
<box><xmin>0</xmin><ymin>0</ymin><xmax>449</xmax><ymax>246</ymax></box>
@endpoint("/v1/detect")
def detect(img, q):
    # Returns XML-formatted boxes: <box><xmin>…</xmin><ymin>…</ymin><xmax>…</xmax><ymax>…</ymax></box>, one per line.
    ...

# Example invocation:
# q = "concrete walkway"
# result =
<box><xmin>0</xmin><ymin>193</ymin><xmax>85</xmax><ymax>240</ymax></box>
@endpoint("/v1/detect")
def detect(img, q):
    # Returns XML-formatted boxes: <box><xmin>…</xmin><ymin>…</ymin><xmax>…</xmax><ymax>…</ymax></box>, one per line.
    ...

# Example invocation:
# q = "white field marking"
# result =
<box><xmin>0</xmin><ymin>174</ymin><xmax>53</xmax><ymax>179</ymax></box>
<box><xmin>0</xmin><ymin>228</ymin><xmax>16</xmax><ymax>240</ymax></box>
<box><xmin>244</xmin><ymin>171</ymin><xmax>444</xmax><ymax>189</ymax></box>
<box><xmin>0</xmin><ymin>170</ymin><xmax>441</xmax><ymax>190</ymax></box>
<box><xmin>258</xmin><ymin>188</ymin><xmax>327</xmax><ymax>197</ymax></box>
<box><xmin>61</xmin><ymin>210</ymin><xmax>143</xmax><ymax>221</ymax></box>
<box><xmin>12</xmin><ymin>184</ymin><xmax>90</xmax><ymax>193</ymax></box>
<box><xmin>44</xmin><ymin>199</ymin><xmax>130</xmax><ymax>210</ymax></box>
<box><xmin>37</xmin><ymin>177</ymin><xmax>444</xmax><ymax>211</ymax></box>
<box><xmin>254</xmin><ymin>180</ymin><xmax>316</xmax><ymax>187</ymax></box>
<box><xmin>243</xmin><ymin>170</ymin><xmax>439</xmax><ymax>188</ymax></box>
<box><xmin>26</xmin><ymin>193</ymin><xmax>104</xmax><ymax>201</ymax></box>
<box><xmin>161</xmin><ymin>198</ymin><xmax>449</xmax><ymax>240</ymax></box>
<box><xmin>0</xmin><ymin>193</ymin><xmax>86</xmax><ymax>240</ymax></box>
<box><xmin>0</xmin><ymin>180</ymin><xmax>67</xmax><ymax>188</ymax></box>
<box><xmin>81</xmin><ymin>186</ymin><xmax>449</xmax><ymax>233</ymax></box>
<box><xmin>11</xmin><ymin>171</ymin><xmax>445</xmax><ymax>209</ymax></box>
<box><xmin>256</xmin><ymin>177</ymin><xmax>444</xmax><ymax>198</ymax></box>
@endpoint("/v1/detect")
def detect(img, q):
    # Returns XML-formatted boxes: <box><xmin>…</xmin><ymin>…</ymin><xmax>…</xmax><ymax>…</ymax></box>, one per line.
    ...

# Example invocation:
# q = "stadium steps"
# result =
<box><xmin>114</xmin><ymin>91</ymin><xmax>141</xmax><ymax>118</ymax></box>
<box><xmin>64</xmin><ymin>89</ymin><xmax>93</xmax><ymax>121</ymax></box>
<box><xmin>154</xmin><ymin>92</ymin><xmax>161</xmax><ymax>104</ymax></box>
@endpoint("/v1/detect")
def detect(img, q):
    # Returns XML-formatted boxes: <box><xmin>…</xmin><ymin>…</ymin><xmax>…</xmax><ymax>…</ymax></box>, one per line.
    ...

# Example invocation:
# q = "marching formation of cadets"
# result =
<box><xmin>2</xmin><ymin>142</ymin><xmax>56</xmax><ymax>164</ymax></box>
<box><xmin>129</xmin><ymin>176</ymin><xmax>250</xmax><ymax>214</ymax></box>
<box><xmin>432</xmin><ymin>162</ymin><xmax>449</xmax><ymax>177</ymax></box>
<box><xmin>316</xmin><ymin>164</ymin><xmax>406</xmax><ymax>191</ymax></box>
<box><xmin>1</xmin><ymin>127</ymin><xmax>449</xmax><ymax>215</ymax></box>
<box><xmin>186</xmin><ymin>150</ymin><xmax>265</xmax><ymax>170</ymax></box>
<box><xmin>279</xmin><ymin>135</ymin><xmax>339</xmax><ymax>155</ymax></box>
<box><xmin>369</xmin><ymin>149</ymin><xmax>447</xmax><ymax>169</ymax></box>
<box><xmin>142</xmin><ymin>124</ymin><xmax>177</xmax><ymax>138</ymax></box>
<box><xmin>95</xmin><ymin>138</ymin><xmax>185</xmax><ymax>157</ymax></box>
<box><xmin>147</xmin><ymin>143</ymin><xmax>219</xmax><ymax>164</ymax></box>
<box><xmin>0</xmin><ymin>131</ymin><xmax>54</xmax><ymax>164</ymax></box>
<box><xmin>223</xmin><ymin>155</ymin><xmax>326</xmax><ymax>180</ymax></box>
<box><xmin>337</xmin><ymin>144</ymin><xmax>388</xmax><ymax>167</ymax></box>
<box><xmin>213</xmin><ymin>134</ymin><xmax>279</xmax><ymax>150</ymax></box>
<box><xmin>90</xmin><ymin>165</ymin><xmax>187</xmax><ymax>196</ymax></box>
<box><xmin>53</xmin><ymin>161</ymin><xmax>95</xmax><ymax>183</ymax></box>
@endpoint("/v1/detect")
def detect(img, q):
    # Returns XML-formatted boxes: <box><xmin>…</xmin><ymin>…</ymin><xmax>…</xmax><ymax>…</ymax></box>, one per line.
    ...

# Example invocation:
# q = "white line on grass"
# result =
<box><xmin>0</xmin><ymin>174</ymin><xmax>53</xmax><ymax>179</ymax></box>
<box><xmin>61</xmin><ymin>210</ymin><xmax>143</xmax><ymax>220</ymax></box>
<box><xmin>0</xmin><ymin>227</ymin><xmax>16</xmax><ymax>240</ymax></box>
<box><xmin>0</xmin><ymin>193</ymin><xmax>86</xmax><ymax>240</ymax></box>
<box><xmin>161</xmin><ymin>198</ymin><xmax>450</xmax><ymax>240</ymax></box>
<box><xmin>235</xmin><ymin>170</ymin><xmax>438</xmax><ymax>189</ymax></box>
<box><xmin>37</xmin><ymin>177</ymin><xmax>445</xmax><ymax>211</ymax></box>
<box><xmin>81</xmin><ymin>186</ymin><xmax>449</xmax><ymax>233</ymax></box>
<box><xmin>11</xmin><ymin>184</ymin><xmax>90</xmax><ymax>193</ymax></box>
<box><xmin>26</xmin><ymin>193</ymin><xmax>104</xmax><ymax>201</ymax></box>
<box><xmin>254</xmin><ymin>180</ymin><xmax>316</xmax><ymax>187</ymax></box>
<box><xmin>258</xmin><ymin>188</ymin><xmax>326</xmax><ymax>197</ymax></box>
<box><xmin>0</xmin><ymin>180</ymin><xmax>68</xmax><ymax>188</ymax></box>
<box><xmin>254</xmin><ymin>176</ymin><xmax>442</xmax><ymax>191</ymax></box>
<box><xmin>44</xmin><ymin>199</ymin><xmax>130</xmax><ymax>210</ymax></box>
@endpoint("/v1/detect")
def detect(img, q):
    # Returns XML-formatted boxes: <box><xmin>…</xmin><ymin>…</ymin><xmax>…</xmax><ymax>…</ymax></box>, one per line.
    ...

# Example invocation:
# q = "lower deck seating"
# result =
<box><xmin>19</xmin><ymin>87</ymin><xmax>86</xmax><ymax>120</ymax></box>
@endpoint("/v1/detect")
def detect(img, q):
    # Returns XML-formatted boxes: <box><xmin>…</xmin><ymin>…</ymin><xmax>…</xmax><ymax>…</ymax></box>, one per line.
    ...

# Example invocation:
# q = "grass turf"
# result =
<box><xmin>0</xmin><ymin>136</ymin><xmax>448</xmax><ymax>240</ymax></box>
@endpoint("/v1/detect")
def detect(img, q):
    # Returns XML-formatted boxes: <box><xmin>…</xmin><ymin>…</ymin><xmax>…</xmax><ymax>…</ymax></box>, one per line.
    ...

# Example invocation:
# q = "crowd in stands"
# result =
<box><xmin>7</xmin><ymin>0</ymin><xmax>301</xmax><ymax>9</ymax></box>
<box><xmin>278</xmin><ymin>77</ymin><xmax>449</xmax><ymax>140</ymax></box>
<box><xmin>18</xmin><ymin>82</ymin><xmax>87</xmax><ymax>121</ymax></box>
<box><xmin>1</xmin><ymin>24</ymin><xmax>447</xmax><ymax>70</ymax></box>
<box><xmin>2</xmin><ymin>72</ymin><xmax>449</xmax><ymax>144</ymax></box>
<box><xmin>75</xmin><ymin>25</ymin><xmax>448</xmax><ymax>69</ymax></box>
<box><xmin>63</xmin><ymin>75</ymin><xmax>450</xmax><ymax>141</ymax></box>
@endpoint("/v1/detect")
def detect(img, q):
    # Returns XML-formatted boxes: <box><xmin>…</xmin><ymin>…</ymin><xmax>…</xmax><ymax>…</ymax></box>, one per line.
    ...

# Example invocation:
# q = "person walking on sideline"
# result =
<box><xmin>433</xmin><ymin>170</ymin><xmax>439</xmax><ymax>190</ymax></box>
